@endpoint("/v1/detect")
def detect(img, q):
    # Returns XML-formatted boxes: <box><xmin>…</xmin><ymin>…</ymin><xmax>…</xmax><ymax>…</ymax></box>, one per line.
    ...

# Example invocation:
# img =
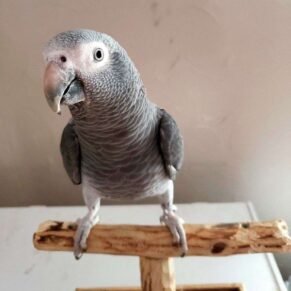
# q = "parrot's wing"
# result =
<box><xmin>158</xmin><ymin>108</ymin><xmax>184</xmax><ymax>180</ymax></box>
<box><xmin>60</xmin><ymin>120</ymin><xmax>82</xmax><ymax>185</ymax></box>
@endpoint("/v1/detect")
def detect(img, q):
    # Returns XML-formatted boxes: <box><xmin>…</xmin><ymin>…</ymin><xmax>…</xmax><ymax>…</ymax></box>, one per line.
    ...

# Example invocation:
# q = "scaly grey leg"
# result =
<box><xmin>159</xmin><ymin>180</ymin><xmax>188</xmax><ymax>256</ymax></box>
<box><xmin>74</xmin><ymin>181</ymin><xmax>101</xmax><ymax>259</ymax></box>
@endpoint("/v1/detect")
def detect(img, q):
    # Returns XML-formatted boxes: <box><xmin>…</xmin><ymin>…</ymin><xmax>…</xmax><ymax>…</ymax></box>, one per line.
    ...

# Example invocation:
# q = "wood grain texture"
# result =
<box><xmin>75</xmin><ymin>283</ymin><xmax>245</xmax><ymax>291</ymax></box>
<box><xmin>33</xmin><ymin>220</ymin><xmax>291</xmax><ymax>259</ymax></box>
<box><xmin>140</xmin><ymin>257</ymin><xmax>175</xmax><ymax>291</ymax></box>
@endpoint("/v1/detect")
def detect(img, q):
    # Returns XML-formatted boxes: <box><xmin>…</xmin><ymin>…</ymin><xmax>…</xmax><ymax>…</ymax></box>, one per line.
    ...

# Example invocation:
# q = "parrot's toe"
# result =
<box><xmin>74</xmin><ymin>230</ymin><xmax>87</xmax><ymax>260</ymax></box>
<box><xmin>160</xmin><ymin>211</ymin><xmax>188</xmax><ymax>257</ymax></box>
<box><xmin>73</xmin><ymin>217</ymin><xmax>93</xmax><ymax>260</ymax></box>
<box><xmin>74</xmin><ymin>248</ymin><xmax>83</xmax><ymax>260</ymax></box>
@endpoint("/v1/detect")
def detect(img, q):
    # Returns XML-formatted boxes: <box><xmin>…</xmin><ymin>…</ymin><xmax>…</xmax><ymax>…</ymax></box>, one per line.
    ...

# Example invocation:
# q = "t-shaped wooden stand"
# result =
<box><xmin>33</xmin><ymin>220</ymin><xmax>291</xmax><ymax>291</ymax></box>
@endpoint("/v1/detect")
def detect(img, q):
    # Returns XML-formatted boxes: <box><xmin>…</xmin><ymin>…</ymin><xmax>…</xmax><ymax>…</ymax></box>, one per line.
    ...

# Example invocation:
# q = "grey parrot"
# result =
<box><xmin>42</xmin><ymin>29</ymin><xmax>186</xmax><ymax>259</ymax></box>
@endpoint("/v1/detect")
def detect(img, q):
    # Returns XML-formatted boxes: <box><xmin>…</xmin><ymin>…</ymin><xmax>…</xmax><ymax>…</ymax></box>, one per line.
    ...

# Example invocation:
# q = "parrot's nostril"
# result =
<box><xmin>60</xmin><ymin>56</ymin><xmax>67</xmax><ymax>63</ymax></box>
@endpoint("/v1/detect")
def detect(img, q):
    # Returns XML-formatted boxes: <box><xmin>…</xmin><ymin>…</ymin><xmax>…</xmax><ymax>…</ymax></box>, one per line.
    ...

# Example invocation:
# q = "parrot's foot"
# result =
<box><xmin>160</xmin><ymin>210</ymin><xmax>188</xmax><ymax>256</ymax></box>
<box><xmin>74</xmin><ymin>215</ymin><xmax>100</xmax><ymax>260</ymax></box>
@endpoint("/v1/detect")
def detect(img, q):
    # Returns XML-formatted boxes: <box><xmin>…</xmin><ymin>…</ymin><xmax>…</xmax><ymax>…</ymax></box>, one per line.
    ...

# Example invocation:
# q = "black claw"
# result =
<box><xmin>74</xmin><ymin>252</ymin><xmax>83</xmax><ymax>260</ymax></box>
<box><xmin>180</xmin><ymin>245</ymin><xmax>188</xmax><ymax>258</ymax></box>
<box><xmin>179</xmin><ymin>242</ymin><xmax>188</xmax><ymax>258</ymax></box>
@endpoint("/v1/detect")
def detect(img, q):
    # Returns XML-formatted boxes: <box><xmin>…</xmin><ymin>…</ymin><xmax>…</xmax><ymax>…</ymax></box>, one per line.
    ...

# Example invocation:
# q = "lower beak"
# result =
<box><xmin>43</xmin><ymin>61</ymin><xmax>75</xmax><ymax>114</ymax></box>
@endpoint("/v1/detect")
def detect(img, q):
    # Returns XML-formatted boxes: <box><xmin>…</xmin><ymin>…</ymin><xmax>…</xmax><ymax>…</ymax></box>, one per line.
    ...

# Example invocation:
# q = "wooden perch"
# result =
<box><xmin>33</xmin><ymin>219</ymin><xmax>291</xmax><ymax>259</ymax></box>
<box><xmin>33</xmin><ymin>219</ymin><xmax>291</xmax><ymax>291</ymax></box>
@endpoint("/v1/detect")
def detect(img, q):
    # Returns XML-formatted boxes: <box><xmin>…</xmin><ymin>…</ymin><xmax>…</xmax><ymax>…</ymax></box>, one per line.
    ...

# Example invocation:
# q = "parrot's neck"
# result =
<box><xmin>69</xmin><ymin>87</ymin><xmax>158</xmax><ymax>147</ymax></box>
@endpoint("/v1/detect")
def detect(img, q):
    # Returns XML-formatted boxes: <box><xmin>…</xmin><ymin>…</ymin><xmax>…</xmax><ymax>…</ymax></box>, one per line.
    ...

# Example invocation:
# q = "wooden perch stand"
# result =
<box><xmin>33</xmin><ymin>220</ymin><xmax>291</xmax><ymax>291</ymax></box>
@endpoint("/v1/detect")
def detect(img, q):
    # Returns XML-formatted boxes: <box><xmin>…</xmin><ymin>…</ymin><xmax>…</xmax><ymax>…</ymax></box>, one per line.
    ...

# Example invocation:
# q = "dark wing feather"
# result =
<box><xmin>158</xmin><ymin>108</ymin><xmax>184</xmax><ymax>180</ymax></box>
<box><xmin>60</xmin><ymin>120</ymin><xmax>81</xmax><ymax>185</ymax></box>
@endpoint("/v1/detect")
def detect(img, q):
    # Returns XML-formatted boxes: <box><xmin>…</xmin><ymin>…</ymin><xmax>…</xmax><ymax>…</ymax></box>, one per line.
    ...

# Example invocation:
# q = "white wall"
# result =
<box><xmin>0</xmin><ymin>0</ymin><xmax>291</xmax><ymax>277</ymax></box>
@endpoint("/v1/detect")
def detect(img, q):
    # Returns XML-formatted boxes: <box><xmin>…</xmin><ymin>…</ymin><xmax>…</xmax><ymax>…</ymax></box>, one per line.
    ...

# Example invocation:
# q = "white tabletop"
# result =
<box><xmin>0</xmin><ymin>202</ymin><xmax>287</xmax><ymax>291</ymax></box>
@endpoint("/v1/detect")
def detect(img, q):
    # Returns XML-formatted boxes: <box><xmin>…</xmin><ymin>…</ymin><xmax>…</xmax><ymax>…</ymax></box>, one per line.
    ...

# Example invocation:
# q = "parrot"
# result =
<box><xmin>42</xmin><ymin>29</ymin><xmax>187</xmax><ymax>259</ymax></box>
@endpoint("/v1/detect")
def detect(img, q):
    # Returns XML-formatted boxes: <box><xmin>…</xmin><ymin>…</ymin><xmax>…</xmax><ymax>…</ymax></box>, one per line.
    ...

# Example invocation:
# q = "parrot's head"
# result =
<box><xmin>43</xmin><ymin>29</ymin><xmax>139</xmax><ymax>114</ymax></box>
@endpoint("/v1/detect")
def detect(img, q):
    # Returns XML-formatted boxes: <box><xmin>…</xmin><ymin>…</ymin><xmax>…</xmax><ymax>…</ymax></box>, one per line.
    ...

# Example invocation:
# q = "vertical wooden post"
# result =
<box><xmin>139</xmin><ymin>257</ymin><xmax>176</xmax><ymax>291</ymax></box>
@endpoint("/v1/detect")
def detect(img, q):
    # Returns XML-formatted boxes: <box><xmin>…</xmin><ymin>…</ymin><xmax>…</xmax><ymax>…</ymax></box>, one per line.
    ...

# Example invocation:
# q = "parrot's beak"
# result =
<box><xmin>43</xmin><ymin>61</ymin><xmax>76</xmax><ymax>114</ymax></box>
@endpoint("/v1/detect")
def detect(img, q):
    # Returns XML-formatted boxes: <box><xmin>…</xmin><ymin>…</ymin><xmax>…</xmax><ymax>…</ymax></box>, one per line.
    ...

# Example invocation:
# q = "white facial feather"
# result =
<box><xmin>43</xmin><ymin>41</ymin><xmax>110</xmax><ymax>75</ymax></box>
<box><xmin>75</xmin><ymin>41</ymin><xmax>110</xmax><ymax>73</ymax></box>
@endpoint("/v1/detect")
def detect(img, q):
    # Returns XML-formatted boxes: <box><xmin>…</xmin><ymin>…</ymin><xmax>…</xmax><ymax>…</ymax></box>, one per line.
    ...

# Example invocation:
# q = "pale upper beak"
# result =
<box><xmin>43</xmin><ymin>61</ymin><xmax>75</xmax><ymax>114</ymax></box>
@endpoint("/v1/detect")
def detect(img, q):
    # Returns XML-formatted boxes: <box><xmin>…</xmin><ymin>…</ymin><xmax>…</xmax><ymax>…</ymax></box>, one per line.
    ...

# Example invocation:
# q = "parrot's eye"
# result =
<box><xmin>94</xmin><ymin>49</ymin><xmax>104</xmax><ymax>61</ymax></box>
